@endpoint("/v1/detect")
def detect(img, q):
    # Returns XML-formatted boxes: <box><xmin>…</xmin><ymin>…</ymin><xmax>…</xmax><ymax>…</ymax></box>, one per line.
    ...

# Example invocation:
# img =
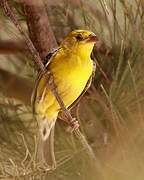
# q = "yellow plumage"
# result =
<box><xmin>32</xmin><ymin>29</ymin><xmax>97</xmax><ymax>168</ymax></box>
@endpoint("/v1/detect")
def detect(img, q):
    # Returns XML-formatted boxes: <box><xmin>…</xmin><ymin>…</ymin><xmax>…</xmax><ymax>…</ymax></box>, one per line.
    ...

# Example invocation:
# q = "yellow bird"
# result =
<box><xmin>31</xmin><ymin>29</ymin><xmax>97</xmax><ymax>168</ymax></box>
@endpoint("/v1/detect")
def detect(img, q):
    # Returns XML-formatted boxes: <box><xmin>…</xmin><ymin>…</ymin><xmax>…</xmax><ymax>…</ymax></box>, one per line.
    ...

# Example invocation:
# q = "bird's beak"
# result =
<box><xmin>86</xmin><ymin>34</ymin><xmax>98</xmax><ymax>43</ymax></box>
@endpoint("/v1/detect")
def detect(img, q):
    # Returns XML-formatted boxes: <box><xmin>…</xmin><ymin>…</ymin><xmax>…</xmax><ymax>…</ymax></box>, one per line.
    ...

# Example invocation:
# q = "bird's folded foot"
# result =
<box><xmin>37</xmin><ymin>161</ymin><xmax>56</xmax><ymax>172</ymax></box>
<box><xmin>66</xmin><ymin>118</ymin><xmax>80</xmax><ymax>133</ymax></box>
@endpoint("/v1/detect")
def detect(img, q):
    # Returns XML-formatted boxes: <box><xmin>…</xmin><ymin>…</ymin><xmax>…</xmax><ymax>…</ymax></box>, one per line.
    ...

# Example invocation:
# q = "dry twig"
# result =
<box><xmin>0</xmin><ymin>40</ymin><xmax>27</xmax><ymax>54</ymax></box>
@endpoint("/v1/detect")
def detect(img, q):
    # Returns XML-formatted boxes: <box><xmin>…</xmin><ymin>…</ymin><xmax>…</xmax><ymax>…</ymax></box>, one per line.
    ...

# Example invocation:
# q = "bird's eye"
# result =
<box><xmin>75</xmin><ymin>34</ymin><xmax>83</xmax><ymax>41</ymax></box>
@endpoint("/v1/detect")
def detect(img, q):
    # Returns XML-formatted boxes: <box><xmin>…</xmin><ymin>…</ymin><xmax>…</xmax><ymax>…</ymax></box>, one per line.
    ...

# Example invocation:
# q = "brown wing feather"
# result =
<box><xmin>31</xmin><ymin>52</ymin><xmax>96</xmax><ymax>114</ymax></box>
<box><xmin>67</xmin><ymin>76</ymin><xmax>92</xmax><ymax>110</ymax></box>
<box><xmin>31</xmin><ymin>71</ymin><xmax>43</xmax><ymax>114</ymax></box>
<box><xmin>31</xmin><ymin>48</ymin><xmax>58</xmax><ymax>114</ymax></box>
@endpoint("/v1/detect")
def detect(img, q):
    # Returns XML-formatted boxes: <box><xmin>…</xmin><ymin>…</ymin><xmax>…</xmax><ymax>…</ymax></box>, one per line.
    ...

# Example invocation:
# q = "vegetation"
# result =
<box><xmin>0</xmin><ymin>0</ymin><xmax>144</xmax><ymax>179</ymax></box>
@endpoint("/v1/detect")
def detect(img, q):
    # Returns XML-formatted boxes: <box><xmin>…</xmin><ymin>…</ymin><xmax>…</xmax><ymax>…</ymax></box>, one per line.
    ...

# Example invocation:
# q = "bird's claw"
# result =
<box><xmin>66</xmin><ymin>118</ymin><xmax>79</xmax><ymax>133</ymax></box>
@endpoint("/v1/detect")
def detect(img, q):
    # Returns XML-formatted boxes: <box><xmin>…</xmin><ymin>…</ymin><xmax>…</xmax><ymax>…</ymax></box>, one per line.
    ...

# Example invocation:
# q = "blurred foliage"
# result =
<box><xmin>0</xmin><ymin>0</ymin><xmax>144</xmax><ymax>179</ymax></box>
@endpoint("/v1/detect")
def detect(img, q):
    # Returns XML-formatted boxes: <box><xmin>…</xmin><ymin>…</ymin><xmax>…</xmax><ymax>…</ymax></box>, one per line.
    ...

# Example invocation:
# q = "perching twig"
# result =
<box><xmin>0</xmin><ymin>0</ymin><xmax>45</xmax><ymax>73</ymax></box>
<box><xmin>0</xmin><ymin>0</ymin><xmax>96</xmax><ymax>167</ymax></box>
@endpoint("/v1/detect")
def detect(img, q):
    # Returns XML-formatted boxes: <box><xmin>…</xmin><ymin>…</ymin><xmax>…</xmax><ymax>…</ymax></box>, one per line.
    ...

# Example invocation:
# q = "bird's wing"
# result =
<box><xmin>43</xmin><ymin>48</ymin><xmax>58</xmax><ymax>68</ymax></box>
<box><xmin>31</xmin><ymin>52</ymin><xmax>96</xmax><ymax>113</ymax></box>
<box><xmin>31</xmin><ymin>48</ymin><xmax>58</xmax><ymax>114</ymax></box>
<box><xmin>67</xmin><ymin>60</ymin><xmax>96</xmax><ymax>110</ymax></box>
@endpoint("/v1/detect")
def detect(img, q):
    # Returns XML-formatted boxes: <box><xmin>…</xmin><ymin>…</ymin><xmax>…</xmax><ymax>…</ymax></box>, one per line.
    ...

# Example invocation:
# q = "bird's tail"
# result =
<box><xmin>36</xmin><ymin>117</ymin><xmax>57</xmax><ymax>169</ymax></box>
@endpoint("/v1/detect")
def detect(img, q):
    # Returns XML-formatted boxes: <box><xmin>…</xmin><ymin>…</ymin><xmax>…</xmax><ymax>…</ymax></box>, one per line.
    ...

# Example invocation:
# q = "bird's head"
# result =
<box><xmin>60</xmin><ymin>30</ymin><xmax>98</xmax><ymax>55</ymax></box>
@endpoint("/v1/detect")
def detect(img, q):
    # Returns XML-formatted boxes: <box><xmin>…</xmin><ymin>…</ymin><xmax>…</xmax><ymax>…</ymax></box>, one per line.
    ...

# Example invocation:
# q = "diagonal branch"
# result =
<box><xmin>0</xmin><ymin>0</ymin><xmax>45</xmax><ymax>72</ymax></box>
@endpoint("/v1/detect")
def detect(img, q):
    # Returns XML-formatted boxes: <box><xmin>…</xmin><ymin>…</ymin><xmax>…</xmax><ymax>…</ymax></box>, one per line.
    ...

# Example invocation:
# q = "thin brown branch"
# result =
<box><xmin>0</xmin><ymin>40</ymin><xmax>27</xmax><ymax>54</ymax></box>
<box><xmin>0</xmin><ymin>0</ymin><xmax>45</xmax><ymax>72</ymax></box>
<box><xmin>0</xmin><ymin>68</ymin><xmax>33</xmax><ymax>105</ymax></box>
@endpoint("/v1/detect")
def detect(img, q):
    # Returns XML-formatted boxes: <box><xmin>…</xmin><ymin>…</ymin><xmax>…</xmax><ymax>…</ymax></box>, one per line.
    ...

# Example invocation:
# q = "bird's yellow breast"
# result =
<box><xmin>35</xmin><ymin>47</ymin><xmax>93</xmax><ymax>120</ymax></box>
